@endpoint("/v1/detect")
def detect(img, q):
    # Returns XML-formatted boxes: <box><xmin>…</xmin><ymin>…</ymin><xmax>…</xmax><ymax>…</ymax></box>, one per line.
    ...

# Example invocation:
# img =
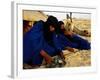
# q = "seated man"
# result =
<box><xmin>23</xmin><ymin>20</ymin><xmax>53</xmax><ymax>68</ymax></box>
<box><xmin>23</xmin><ymin>17</ymin><xmax>66</xmax><ymax>68</ymax></box>
<box><xmin>57</xmin><ymin>21</ymin><xmax>90</xmax><ymax>50</ymax></box>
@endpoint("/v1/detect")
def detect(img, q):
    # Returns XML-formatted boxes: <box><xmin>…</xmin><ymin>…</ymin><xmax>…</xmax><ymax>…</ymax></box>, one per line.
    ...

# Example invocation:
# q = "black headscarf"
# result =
<box><xmin>57</xmin><ymin>21</ymin><xmax>66</xmax><ymax>34</ymax></box>
<box><xmin>43</xmin><ymin>16</ymin><xmax>59</xmax><ymax>41</ymax></box>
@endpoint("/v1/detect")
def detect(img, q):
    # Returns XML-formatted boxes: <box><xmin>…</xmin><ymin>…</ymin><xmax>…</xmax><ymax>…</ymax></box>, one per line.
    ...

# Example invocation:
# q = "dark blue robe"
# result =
<box><xmin>57</xmin><ymin>28</ymin><xmax>90</xmax><ymax>50</ymax></box>
<box><xmin>23</xmin><ymin>21</ymin><xmax>44</xmax><ymax>65</ymax></box>
<box><xmin>57</xmin><ymin>34</ymin><xmax>78</xmax><ymax>49</ymax></box>
<box><xmin>58</xmin><ymin>33</ymin><xmax>90</xmax><ymax>50</ymax></box>
<box><xmin>67</xmin><ymin>34</ymin><xmax>90</xmax><ymax>50</ymax></box>
<box><xmin>23</xmin><ymin>21</ymin><xmax>63</xmax><ymax>65</ymax></box>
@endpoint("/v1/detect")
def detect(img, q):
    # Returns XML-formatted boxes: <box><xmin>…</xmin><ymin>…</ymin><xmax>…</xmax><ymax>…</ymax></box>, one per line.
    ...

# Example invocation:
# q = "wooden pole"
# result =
<box><xmin>70</xmin><ymin>12</ymin><xmax>72</xmax><ymax>22</ymax></box>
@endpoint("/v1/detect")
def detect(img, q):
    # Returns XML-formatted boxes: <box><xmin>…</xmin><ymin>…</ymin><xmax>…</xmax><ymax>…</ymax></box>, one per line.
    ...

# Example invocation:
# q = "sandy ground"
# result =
<box><xmin>63</xmin><ymin>48</ymin><xmax>91</xmax><ymax>67</ymax></box>
<box><xmin>63</xmin><ymin>19</ymin><xmax>91</xmax><ymax>67</ymax></box>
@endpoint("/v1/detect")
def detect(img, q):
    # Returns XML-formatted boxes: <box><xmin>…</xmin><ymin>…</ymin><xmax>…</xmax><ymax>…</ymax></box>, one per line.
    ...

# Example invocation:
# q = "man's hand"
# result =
<box><xmin>65</xmin><ymin>47</ymin><xmax>75</xmax><ymax>52</ymax></box>
<box><xmin>40</xmin><ymin>50</ymin><xmax>53</xmax><ymax>64</ymax></box>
